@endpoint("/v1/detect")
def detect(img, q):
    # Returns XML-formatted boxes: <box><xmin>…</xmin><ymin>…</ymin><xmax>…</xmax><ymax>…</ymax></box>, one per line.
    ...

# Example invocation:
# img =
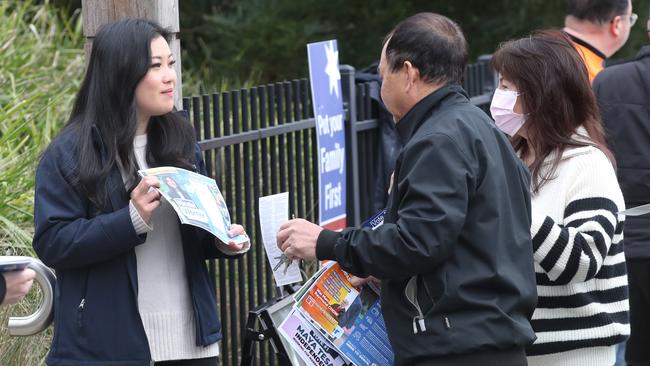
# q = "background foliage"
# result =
<box><xmin>1</xmin><ymin>0</ymin><xmax>649</xmax><ymax>364</ymax></box>
<box><xmin>179</xmin><ymin>0</ymin><xmax>650</xmax><ymax>92</ymax></box>
<box><xmin>53</xmin><ymin>0</ymin><xmax>650</xmax><ymax>92</ymax></box>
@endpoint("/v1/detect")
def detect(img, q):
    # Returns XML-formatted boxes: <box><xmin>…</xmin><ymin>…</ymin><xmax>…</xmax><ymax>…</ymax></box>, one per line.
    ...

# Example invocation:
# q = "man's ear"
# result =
<box><xmin>609</xmin><ymin>14</ymin><xmax>624</xmax><ymax>37</ymax></box>
<box><xmin>403</xmin><ymin>60</ymin><xmax>420</xmax><ymax>92</ymax></box>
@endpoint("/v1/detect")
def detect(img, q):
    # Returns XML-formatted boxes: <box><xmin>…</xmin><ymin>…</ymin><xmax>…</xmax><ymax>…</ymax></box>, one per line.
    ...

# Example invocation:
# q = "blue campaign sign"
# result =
<box><xmin>307</xmin><ymin>40</ymin><xmax>347</xmax><ymax>231</ymax></box>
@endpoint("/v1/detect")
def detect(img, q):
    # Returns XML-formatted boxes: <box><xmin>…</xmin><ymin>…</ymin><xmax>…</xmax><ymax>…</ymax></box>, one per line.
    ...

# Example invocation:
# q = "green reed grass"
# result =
<box><xmin>0</xmin><ymin>1</ymin><xmax>84</xmax><ymax>364</ymax></box>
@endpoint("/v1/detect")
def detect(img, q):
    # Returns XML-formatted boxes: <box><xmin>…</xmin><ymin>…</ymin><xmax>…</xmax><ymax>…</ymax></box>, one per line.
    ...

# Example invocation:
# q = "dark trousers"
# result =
<box><xmin>155</xmin><ymin>357</ymin><xmax>218</xmax><ymax>366</ymax></box>
<box><xmin>409</xmin><ymin>347</ymin><xmax>527</xmax><ymax>366</ymax></box>
<box><xmin>625</xmin><ymin>258</ymin><xmax>650</xmax><ymax>366</ymax></box>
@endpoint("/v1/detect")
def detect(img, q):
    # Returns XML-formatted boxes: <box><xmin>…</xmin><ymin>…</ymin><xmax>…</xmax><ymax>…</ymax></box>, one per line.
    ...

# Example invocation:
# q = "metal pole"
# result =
<box><xmin>340</xmin><ymin>64</ymin><xmax>361</xmax><ymax>226</ymax></box>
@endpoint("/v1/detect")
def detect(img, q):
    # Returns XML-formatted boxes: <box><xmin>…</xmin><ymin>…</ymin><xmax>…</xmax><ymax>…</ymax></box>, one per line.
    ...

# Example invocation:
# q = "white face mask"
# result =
<box><xmin>490</xmin><ymin>89</ymin><xmax>526</xmax><ymax>137</ymax></box>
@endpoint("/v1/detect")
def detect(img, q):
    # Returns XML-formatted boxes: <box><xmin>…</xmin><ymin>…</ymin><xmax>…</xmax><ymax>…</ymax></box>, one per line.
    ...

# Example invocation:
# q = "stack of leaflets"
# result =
<box><xmin>278</xmin><ymin>210</ymin><xmax>393</xmax><ymax>366</ymax></box>
<box><xmin>138</xmin><ymin>167</ymin><xmax>248</xmax><ymax>245</ymax></box>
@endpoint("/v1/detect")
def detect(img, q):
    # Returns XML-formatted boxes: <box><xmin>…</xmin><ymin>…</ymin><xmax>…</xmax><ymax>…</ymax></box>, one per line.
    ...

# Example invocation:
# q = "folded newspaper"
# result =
<box><xmin>278</xmin><ymin>210</ymin><xmax>394</xmax><ymax>366</ymax></box>
<box><xmin>138</xmin><ymin>167</ymin><xmax>248</xmax><ymax>245</ymax></box>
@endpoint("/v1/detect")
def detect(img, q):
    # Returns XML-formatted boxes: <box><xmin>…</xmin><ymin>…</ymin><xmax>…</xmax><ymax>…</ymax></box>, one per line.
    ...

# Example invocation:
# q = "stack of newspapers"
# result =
<box><xmin>278</xmin><ymin>211</ymin><xmax>394</xmax><ymax>366</ymax></box>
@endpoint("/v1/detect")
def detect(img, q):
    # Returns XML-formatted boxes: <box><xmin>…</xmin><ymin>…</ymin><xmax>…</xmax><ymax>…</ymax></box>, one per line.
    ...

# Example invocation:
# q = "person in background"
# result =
<box><xmin>563</xmin><ymin>0</ymin><xmax>636</xmax><ymax>82</ymax></box>
<box><xmin>32</xmin><ymin>19</ymin><xmax>249</xmax><ymax>366</ymax></box>
<box><xmin>277</xmin><ymin>12</ymin><xmax>537</xmax><ymax>366</ymax></box>
<box><xmin>593</xmin><ymin>6</ymin><xmax>650</xmax><ymax>365</ymax></box>
<box><xmin>0</xmin><ymin>269</ymin><xmax>36</xmax><ymax>306</ymax></box>
<box><xmin>491</xmin><ymin>29</ymin><xmax>629</xmax><ymax>366</ymax></box>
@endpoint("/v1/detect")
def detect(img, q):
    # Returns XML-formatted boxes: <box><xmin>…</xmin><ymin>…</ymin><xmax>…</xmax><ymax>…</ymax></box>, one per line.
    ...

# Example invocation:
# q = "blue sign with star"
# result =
<box><xmin>307</xmin><ymin>40</ymin><xmax>347</xmax><ymax>231</ymax></box>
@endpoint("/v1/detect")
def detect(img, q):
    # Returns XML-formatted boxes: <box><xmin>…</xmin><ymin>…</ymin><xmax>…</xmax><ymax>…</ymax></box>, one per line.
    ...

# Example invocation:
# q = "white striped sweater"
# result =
<box><xmin>526</xmin><ymin>144</ymin><xmax>629</xmax><ymax>363</ymax></box>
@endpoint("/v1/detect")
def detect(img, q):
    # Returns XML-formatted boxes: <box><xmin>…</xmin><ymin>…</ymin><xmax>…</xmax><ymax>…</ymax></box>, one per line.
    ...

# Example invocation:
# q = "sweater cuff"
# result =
<box><xmin>215</xmin><ymin>239</ymin><xmax>251</xmax><ymax>256</ymax></box>
<box><xmin>316</xmin><ymin>229</ymin><xmax>341</xmax><ymax>261</ymax></box>
<box><xmin>129</xmin><ymin>200</ymin><xmax>153</xmax><ymax>234</ymax></box>
<box><xmin>530</xmin><ymin>206</ymin><xmax>546</xmax><ymax>232</ymax></box>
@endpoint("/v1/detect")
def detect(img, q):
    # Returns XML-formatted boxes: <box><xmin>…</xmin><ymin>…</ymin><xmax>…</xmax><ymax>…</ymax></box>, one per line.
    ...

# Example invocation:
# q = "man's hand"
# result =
<box><xmin>2</xmin><ymin>269</ymin><xmax>36</xmax><ymax>306</ymax></box>
<box><xmin>277</xmin><ymin>218</ymin><xmax>323</xmax><ymax>261</ymax></box>
<box><xmin>130</xmin><ymin>176</ymin><xmax>161</xmax><ymax>225</ymax></box>
<box><xmin>349</xmin><ymin>275</ymin><xmax>381</xmax><ymax>289</ymax></box>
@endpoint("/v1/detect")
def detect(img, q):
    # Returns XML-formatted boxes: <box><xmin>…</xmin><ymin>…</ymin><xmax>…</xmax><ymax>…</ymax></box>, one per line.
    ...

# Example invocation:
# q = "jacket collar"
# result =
<box><xmin>395</xmin><ymin>84</ymin><xmax>468</xmax><ymax>144</ymax></box>
<box><xmin>636</xmin><ymin>45</ymin><xmax>650</xmax><ymax>60</ymax></box>
<box><xmin>566</xmin><ymin>33</ymin><xmax>607</xmax><ymax>60</ymax></box>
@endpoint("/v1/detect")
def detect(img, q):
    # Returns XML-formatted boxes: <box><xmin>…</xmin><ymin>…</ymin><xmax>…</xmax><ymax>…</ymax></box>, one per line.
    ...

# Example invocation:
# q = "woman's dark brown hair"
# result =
<box><xmin>491</xmin><ymin>29</ymin><xmax>613</xmax><ymax>192</ymax></box>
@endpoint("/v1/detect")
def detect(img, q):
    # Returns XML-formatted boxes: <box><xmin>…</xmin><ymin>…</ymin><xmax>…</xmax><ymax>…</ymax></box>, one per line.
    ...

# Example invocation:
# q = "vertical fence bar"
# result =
<box><xmin>302</xmin><ymin>80</ymin><xmax>316</xmax><ymax>223</ymax></box>
<box><xmin>192</xmin><ymin>96</ymin><xmax>201</xmax><ymax>141</ymax></box>
<box><xmin>293</xmin><ymin>80</ymin><xmax>306</xmax><ymax>219</ymax></box>
<box><xmin>211</xmin><ymin>92</ymin><xmax>229</xmax><ymax>366</ymax></box>
<box><xmin>221</xmin><ymin>91</ymin><xmax>236</xmax><ymax>366</ymax></box>
<box><xmin>201</xmin><ymin>94</ymin><xmax>220</xmax><ymax>299</ymax></box>
<box><xmin>311</xmin><ymin>119</ymin><xmax>319</xmax><ymax>226</ymax></box>
<box><xmin>284</xmin><ymin>81</ymin><xmax>296</xmax><ymax>217</ymax></box>
<box><xmin>363</xmin><ymin>83</ymin><xmax>376</xmax><ymax>219</ymax></box>
<box><xmin>340</xmin><ymin>65</ymin><xmax>360</xmax><ymax>226</ymax></box>
<box><xmin>240</xmin><ymin>88</ymin><xmax>256</xmax><ymax>366</ymax></box>
<box><xmin>269</xmin><ymin>85</ymin><xmax>278</xmax><ymax>195</ymax></box>
<box><xmin>257</xmin><ymin>85</ymin><xmax>271</xmax><ymax>365</ymax></box>
<box><xmin>258</xmin><ymin>85</ymin><xmax>270</xmax><ymax>302</ymax></box>
<box><xmin>249</xmin><ymin>87</ymin><xmax>263</xmax><ymax>366</ymax></box>
<box><xmin>264</xmin><ymin>82</ymin><xmax>277</xmax><ymax>365</ymax></box>
<box><xmin>276</xmin><ymin>83</ymin><xmax>287</xmax><ymax>195</ymax></box>
<box><xmin>182</xmin><ymin>97</ymin><xmax>190</xmax><ymax>114</ymax></box>
<box><xmin>267</xmin><ymin>84</ymin><xmax>278</xmax><ymax>300</ymax></box>
<box><xmin>230</xmin><ymin>89</ymin><xmax>246</xmax><ymax>366</ymax></box>
<box><xmin>299</xmin><ymin>81</ymin><xmax>308</xmax><ymax>219</ymax></box>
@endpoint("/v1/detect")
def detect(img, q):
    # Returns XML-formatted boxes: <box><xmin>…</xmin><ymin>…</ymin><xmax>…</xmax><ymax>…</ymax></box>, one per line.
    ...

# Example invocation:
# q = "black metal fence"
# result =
<box><xmin>182</xmin><ymin>57</ymin><xmax>496</xmax><ymax>366</ymax></box>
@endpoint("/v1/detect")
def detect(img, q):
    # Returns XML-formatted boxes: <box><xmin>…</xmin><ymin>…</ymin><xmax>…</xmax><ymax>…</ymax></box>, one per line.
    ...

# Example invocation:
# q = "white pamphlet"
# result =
<box><xmin>258</xmin><ymin>193</ymin><xmax>302</xmax><ymax>287</ymax></box>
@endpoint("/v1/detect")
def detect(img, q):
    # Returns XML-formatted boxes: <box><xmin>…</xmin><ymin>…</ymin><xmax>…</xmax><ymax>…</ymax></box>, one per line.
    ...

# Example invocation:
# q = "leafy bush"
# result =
<box><xmin>180</xmin><ymin>0</ymin><xmax>650</xmax><ymax>90</ymax></box>
<box><xmin>0</xmin><ymin>0</ymin><xmax>84</xmax><ymax>364</ymax></box>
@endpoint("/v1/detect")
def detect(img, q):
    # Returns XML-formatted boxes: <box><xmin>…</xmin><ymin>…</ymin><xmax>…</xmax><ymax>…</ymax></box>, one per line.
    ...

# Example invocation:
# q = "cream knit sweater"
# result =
<box><xmin>525</xmin><ymin>143</ymin><xmax>629</xmax><ymax>366</ymax></box>
<box><xmin>128</xmin><ymin>134</ymin><xmax>220</xmax><ymax>361</ymax></box>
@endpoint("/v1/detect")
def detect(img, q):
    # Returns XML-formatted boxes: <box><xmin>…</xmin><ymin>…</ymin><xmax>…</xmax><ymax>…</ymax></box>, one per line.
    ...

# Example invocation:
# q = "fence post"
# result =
<box><xmin>340</xmin><ymin>64</ymin><xmax>361</xmax><ymax>227</ymax></box>
<box><xmin>477</xmin><ymin>54</ymin><xmax>497</xmax><ymax>94</ymax></box>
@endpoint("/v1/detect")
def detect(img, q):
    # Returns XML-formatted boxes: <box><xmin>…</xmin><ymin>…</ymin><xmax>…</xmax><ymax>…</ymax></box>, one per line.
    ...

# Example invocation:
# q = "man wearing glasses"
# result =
<box><xmin>594</xmin><ymin>6</ymin><xmax>650</xmax><ymax>365</ymax></box>
<box><xmin>564</xmin><ymin>0</ymin><xmax>636</xmax><ymax>82</ymax></box>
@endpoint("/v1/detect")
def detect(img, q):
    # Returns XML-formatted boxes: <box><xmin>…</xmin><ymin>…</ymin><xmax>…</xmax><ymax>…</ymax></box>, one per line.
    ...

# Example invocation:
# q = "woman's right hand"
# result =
<box><xmin>130</xmin><ymin>176</ymin><xmax>161</xmax><ymax>225</ymax></box>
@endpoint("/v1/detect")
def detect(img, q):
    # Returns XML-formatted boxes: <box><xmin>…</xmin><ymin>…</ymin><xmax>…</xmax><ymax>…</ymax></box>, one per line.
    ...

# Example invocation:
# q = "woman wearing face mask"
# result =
<box><xmin>490</xmin><ymin>30</ymin><xmax>629</xmax><ymax>366</ymax></box>
<box><xmin>33</xmin><ymin>19</ymin><xmax>250</xmax><ymax>365</ymax></box>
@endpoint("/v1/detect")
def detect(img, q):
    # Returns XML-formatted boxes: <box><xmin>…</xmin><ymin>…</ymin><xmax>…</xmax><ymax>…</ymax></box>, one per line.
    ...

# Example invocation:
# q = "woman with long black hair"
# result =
<box><xmin>33</xmin><ymin>18</ymin><xmax>249</xmax><ymax>366</ymax></box>
<box><xmin>490</xmin><ymin>30</ymin><xmax>629</xmax><ymax>366</ymax></box>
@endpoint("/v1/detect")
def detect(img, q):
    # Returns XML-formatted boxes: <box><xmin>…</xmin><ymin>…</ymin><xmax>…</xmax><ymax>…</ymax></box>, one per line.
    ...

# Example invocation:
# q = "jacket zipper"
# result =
<box><xmin>76</xmin><ymin>268</ymin><xmax>90</xmax><ymax>328</ymax></box>
<box><xmin>76</xmin><ymin>298</ymin><xmax>86</xmax><ymax>328</ymax></box>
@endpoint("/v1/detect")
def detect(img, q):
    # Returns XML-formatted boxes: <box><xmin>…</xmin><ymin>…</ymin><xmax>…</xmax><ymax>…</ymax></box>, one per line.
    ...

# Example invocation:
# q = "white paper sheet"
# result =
<box><xmin>259</xmin><ymin>193</ymin><xmax>302</xmax><ymax>287</ymax></box>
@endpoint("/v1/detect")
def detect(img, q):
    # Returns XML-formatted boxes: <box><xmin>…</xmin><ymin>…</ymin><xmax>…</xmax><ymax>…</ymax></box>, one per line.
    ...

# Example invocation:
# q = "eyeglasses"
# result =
<box><xmin>629</xmin><ymin>13</ymin><xmax>638</xmax><ymax>27</ymax></box>
<box><xmin>612</xmin><ymin>12</ymin><xmax>638</xmax><ymax>27</ymax></box>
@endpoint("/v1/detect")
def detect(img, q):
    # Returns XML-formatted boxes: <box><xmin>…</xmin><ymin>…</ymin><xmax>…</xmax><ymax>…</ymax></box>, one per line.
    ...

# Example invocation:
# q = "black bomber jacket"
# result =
<box><xmin>317</xmin><ymin>84</ymin><xmax>538</xmax><ymax>365</ymax></box>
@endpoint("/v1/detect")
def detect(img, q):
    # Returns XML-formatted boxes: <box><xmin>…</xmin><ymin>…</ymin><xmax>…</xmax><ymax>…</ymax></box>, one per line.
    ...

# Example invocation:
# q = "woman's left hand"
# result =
<box><xmin>226</xmin><ymin>224</ymin><xmax>248</xmax><ymax>251</ymax></box>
